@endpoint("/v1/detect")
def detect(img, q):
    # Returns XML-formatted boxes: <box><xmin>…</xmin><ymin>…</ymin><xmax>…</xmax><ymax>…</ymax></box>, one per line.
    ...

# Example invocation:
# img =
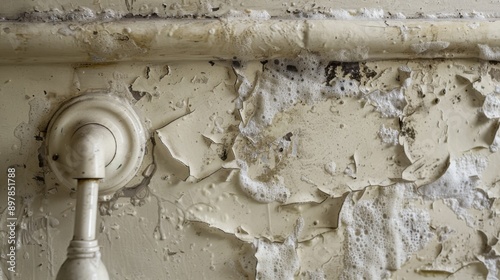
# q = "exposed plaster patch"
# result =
<box><xmin>237</xmin><ymin>244</ymin><xmax>258</xmax><ymax>278</ymax></box>
<box><xmin>365</xmin><ymin>88</ymin><xmax>407</xmax><ymax>118</ymax></box>
<box><xmin>19</xmin><ymin>7</ymin><xmax>100</xmax><ymax>22</ymax></box>
<box><xmin>237</xmin><ymin>55</ymin><xmax>371</xmax><ymax>138</ymax></box>
<box><xmin>419</xmin><ymin>154</ymin><xmax>490</xmax><ymax>211</ymax></box>
<box><xmin>238</xmin><ymin>55</ymin><xmax>327</xmax><ymax>136</ymax></box>
<box><xmin>76</xmin><ymin>26</ymin><xmax>155</xmax><ymax>62</ymax></box>
<box><xmin>254</xmin><ymin>218</ymin><xmax>303</xmax><ymax>280</ymax></box>
<box><xmin>410</xmin><ymin>41</ymin><xmax>450</xmax><ymax>54</ymax></box>
<box><xmin>482</xmin><ymin>90</ymin><xmax>500</xmax><ymax>119</ymax></box>
<box><xmin>378</xmin><ymin>124</ymin><xmax>399</xmax><ymax>145</ymax></box>
<box><xmin>303</xmin><ymin>269</ymin><xmax>326</xmax><ymax>280</ymax></box>
<box><xmin>478</xmin><ymin>44</ymin><xmax>500</xmax><ymax>61</ymax></box>
<box><xmin>238</xmin><ymin>160</ymin><xmax>290</xmax><ymax>203</ymax></box>
<box><xmin>341</xmin><ymin>184</ymin><xmax>432</xmax><ymax>279</ymax></box>
<box><xmin>222</xmin><ymin>10</ymin><xmax>271</xmax><ymax>20</ymax></box>
<box><xmin>478</xmin><ymin>255</ymin><xmax>500</xmax><ymax>280</ymax></box>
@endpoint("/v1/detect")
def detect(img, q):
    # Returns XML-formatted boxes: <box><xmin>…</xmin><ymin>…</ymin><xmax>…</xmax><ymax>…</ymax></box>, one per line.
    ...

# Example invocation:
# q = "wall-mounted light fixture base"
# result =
<box><xmin>46</xmin><ymin>93</ymin><xmax>146</xmax><ymax>200</ymax></box>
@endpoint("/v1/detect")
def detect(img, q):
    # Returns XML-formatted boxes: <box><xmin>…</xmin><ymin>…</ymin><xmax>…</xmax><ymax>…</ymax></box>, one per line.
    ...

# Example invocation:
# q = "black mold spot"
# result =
<box><xmin>33</xmin><ymin>176</ymin><xmax>45</xmax><ymax>183</ymax></box>
<box><xmin>417</xmin><ymin>90</ymin><xmax>426</xmax><ymax>98</ymax></box>
<box><xmin>362</xmin><ymin>64</ymin><xmax>377</xmax><ymax>80</ymax></box>
<box><xmin>401</xmin><ymin>123</ymin><xmax>416</xmax><ymax>140</ymax></box>
<box><xmin>286</xmin><ymin>65</ymin><xmax>298</xmax><ymax>72</ymax></box>
<box><xmin>38</xmin><ymin>153</ymin><xmax>44</xmax><ymax>168</ymax></box>
<box><xmin>52</xmin><ymin>154</ymin><xmax>59</xmax><ymax>161</ymax></box>
<box><xmin>208</xmin><ymin>61</ymin><xmax>215</xmax><ymax>66</ymax></box>
<box><xmin>219</xmin><ymin>148</ymin><xmax>228</xmax><ymax>161</ymax></box>
<box><xmin>232</xmin><ymin>60</ymin><xmax>241</xmax><ymax>68</ymax></box>
<box><xmin>451</xmin><ymin>95</ymin><xmax>462</xmax><ymax>104</ymax></box>
<box><xmin>325</xmin><ymin>62</ymin><xmax>362</xmax><ymax>83</ymax></box>
<box><xmin>284</xmin><ymin>132</ymin><xmax>293</xmax><ymax>141</ymax></box>
<box><xmin>260</xmin><ymin>60</ymin><xmax>268</xmax><ymax>65</ymax></box>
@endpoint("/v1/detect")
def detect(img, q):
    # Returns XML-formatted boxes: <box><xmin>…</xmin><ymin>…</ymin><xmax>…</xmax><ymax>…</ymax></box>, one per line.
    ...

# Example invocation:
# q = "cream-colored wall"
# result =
<box><xmin>2</xmin><ymin>2</ymin><xmax>500</xmax><ymax>280</ymax></box>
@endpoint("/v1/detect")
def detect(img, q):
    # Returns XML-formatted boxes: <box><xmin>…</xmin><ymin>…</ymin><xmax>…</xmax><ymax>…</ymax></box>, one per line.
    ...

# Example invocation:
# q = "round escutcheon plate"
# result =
<box><xmin>46</xmin><ymin>93</ymin><xmax>147</xmax><ymax>200</ymax></box>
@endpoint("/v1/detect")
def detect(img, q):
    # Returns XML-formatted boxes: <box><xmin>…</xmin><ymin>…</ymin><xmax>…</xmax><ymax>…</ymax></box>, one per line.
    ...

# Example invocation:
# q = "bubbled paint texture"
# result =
<box><xmin>1</xmin><ymin>56</ymin><xmax>500</xmax><ymax>279</ymax></box>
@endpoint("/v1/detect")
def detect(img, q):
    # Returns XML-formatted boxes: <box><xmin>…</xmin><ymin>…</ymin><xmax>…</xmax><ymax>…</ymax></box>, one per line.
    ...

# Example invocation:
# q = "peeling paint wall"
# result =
<box><xmin>2</xmin><ymin>2</ymin><xmax>500</xmax><ymax>280</ymax></box>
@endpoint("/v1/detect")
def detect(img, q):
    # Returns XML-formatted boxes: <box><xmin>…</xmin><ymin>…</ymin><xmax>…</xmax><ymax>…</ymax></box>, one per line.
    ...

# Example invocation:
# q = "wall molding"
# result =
<box><xmin>1</xmin><ymin>19</ymin><xmax>499</xmax><ymax>63</ymax></box>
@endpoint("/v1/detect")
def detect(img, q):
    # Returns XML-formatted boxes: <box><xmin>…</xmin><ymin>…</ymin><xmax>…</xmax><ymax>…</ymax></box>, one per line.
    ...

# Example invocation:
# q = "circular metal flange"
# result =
<box><xmin>46</xmin><ymin>93</ymin><xmax>147</xmax><ymax>200</ymax></box>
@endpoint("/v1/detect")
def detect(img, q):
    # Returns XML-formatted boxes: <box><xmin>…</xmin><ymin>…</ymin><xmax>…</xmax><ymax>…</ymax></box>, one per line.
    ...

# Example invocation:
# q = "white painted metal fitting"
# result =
<box><xmin>70</xmin><ymin>124</ymin><xmax>116</xmax><ymax>179</ymax></box>
<box><xmin>56</xmin><ymin>240</ymin><xmax>109</xmax><ymax>280</ymax></box>
<box><xmin>46</xmin><ymin>93</ymin><xmax>147</xmax><ymax>200</ymax></box>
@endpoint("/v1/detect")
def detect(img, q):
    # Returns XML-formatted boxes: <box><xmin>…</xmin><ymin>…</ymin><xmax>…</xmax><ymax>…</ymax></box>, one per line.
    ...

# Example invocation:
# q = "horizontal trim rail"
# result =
<box><xmin>1</xmin><ymin>19</ymin><xmax>499</xmax><ymax>63</ymax></box>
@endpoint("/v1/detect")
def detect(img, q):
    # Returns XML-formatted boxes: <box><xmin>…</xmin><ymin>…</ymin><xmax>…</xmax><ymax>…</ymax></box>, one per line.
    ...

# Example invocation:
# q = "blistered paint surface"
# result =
<box><xmin>2</xmin><ymin>57</ymin><xmax>500</xmax><ymax>280</ymax></box>
<box><xmin>2</xmin><ymin>5</ymin><xmax>500</xmax><ymax>280</ymax></box>
<box><xmin>3</xmin><ymin>1</ymin><xmax>500</xmax><ymax>20</ymax></box>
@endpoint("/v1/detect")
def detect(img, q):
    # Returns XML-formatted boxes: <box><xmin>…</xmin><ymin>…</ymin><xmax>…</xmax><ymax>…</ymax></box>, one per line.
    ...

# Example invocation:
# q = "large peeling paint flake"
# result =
<box><xmin>157</xmin><ymin>112</ymin><xmax>227</xmax><ymax>180</ymax></box>
<box><xmin>153</xmin><ymin>63</ymin><xmax>240</xmax><ymax>180</ymax></box>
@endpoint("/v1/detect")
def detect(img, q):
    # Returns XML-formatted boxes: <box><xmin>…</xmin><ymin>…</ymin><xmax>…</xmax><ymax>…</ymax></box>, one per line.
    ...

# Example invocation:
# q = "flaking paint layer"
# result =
<box><xmin>1</xmin><ymin>51</ymin><xmax>500</xmax><ymax>279</ymax></box>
